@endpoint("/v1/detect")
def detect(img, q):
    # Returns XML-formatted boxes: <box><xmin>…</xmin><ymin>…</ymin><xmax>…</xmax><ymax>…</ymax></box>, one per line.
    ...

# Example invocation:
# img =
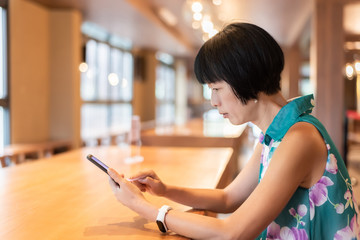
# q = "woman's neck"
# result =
<box><xmin>251</xmin><ymin>92</ymin><xmax>288</xmax><ymax>134</ymax></box>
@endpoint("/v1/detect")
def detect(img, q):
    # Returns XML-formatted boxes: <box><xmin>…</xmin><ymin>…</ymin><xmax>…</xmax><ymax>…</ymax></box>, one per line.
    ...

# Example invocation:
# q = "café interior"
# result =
<box><xmin>1</xmin><ymin>0</ymin><xmax>360</xmax><ymax>239</ymax></box>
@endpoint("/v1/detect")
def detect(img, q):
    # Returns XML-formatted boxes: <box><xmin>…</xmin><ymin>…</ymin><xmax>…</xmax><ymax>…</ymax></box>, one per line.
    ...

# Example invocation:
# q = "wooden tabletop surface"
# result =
<box><xmin>0</xmin><ymin>145</ymin><xmax>233</xmax><ymax>240</ymax></box>
<box><xmin>142</xmin><ymin>118</ymin><xmax>247</xmax><ymax>138</ymax></box>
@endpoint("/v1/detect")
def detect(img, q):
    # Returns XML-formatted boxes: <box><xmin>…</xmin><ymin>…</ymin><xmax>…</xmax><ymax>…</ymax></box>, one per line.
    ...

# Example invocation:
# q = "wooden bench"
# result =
<box><xmin>0</xmin><ymin>140</ymin><xmax>73</xmax><ymax>167</ymax></box>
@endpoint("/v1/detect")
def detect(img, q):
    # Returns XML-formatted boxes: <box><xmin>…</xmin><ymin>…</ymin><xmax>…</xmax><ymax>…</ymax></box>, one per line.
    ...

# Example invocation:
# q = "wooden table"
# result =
<box><xmin>141</xmin><ymin>118</ymin><xmax>247</xmax><ymax>147</ymax></box>
<box><xmin>0</xmin><ymin>145</ymin><xmax>232</xmax><ymax>240</ymax></box>
<box><xmin>141</xmin><ymin>118</ymin><xmax>247</xmax><ymax>186</ymax></box>
<box><xmin>0</xmin><ymin>139</ymin><xmax>73</xmax><ymax>167</ymax></box>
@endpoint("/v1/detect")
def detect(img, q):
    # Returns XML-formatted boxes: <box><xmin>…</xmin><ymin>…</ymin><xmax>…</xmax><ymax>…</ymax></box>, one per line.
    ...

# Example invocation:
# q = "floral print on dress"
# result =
<box><xmin>334</xmin><ymin>215</ymin><xmax>359</xmax><ymax>240</ymax></box>
<box><xmin>256</xmin><ymin>95</ymin><xmax>359</xmax><ymax>240</ymax></box>
<box><xmin>266</xmin><ymin>204</ymin><xmax>309</xmax><ymax>239</ymax></box>
<box><xmin>326</xmin><ymin>153</ymin><xmax>338</xmax><ymax>174</ymax></box>
<box><xmin>267</xmin><ymin>221</ymin><xmax>308</xmax><ymax>240</ymax></box>
<box><xmin>260</xmin><ymin>140</ymin><xmax>280</xmax><ymax>180</ymax></box>
<box><xmin>325</xmin><ymin>150</ymin><xmax>356</xmax><ymax>215</ymax></box>
<box><xmin>289</xmin><ymin>204</ymin><xmax>307</xmax><ymax>228</ymax></box>
<box><xmin>309</xmin><ymin>176</ymin><xmax>333</xmax><ymax>220</ymax></box>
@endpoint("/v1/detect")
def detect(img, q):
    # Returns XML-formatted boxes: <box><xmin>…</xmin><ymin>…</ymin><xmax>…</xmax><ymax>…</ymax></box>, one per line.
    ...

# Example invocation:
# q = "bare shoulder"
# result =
<box><xmin>276</xmin><ymin>121</ymin><xmax>327</xmax><ymax>187</ymax></box>
<box><xmin>225</xmin><ymin>123</ymin><xmax>327</xmax><ymax>236</ymax></box>
<box><xmin>284</xmin><ymin>121</ymin><xmax>325</xmax><ymax>151</ymax></box>
<box><xmin>288</xmin><ymin>121</ymin><xmax>321</xmax><ymax>135</ymax></box>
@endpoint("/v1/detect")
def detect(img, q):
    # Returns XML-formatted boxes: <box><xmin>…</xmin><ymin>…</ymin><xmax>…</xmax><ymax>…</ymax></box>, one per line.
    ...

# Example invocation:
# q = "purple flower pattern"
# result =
<box><xmin>345</xmin><ymin>190</ymin><xmax>354</xmax><ymax>210</ymax></box>
<box><xmin>267</xmin><ymin>221</ymin><xmax>309</xmax><ymax>240</ymax></box>
<box><xmin>326</xmin><ymin>153</ymin><xmax>338</xmax><ymax>174</ymax></box>
<box><xmin>334</xmin><ymin>215</ymin><xmax>360</xmax><ymax>240</ymax></box>
<box><xmin>309</xmin><ymin>176</ymin><xmax>333</xmax><ymax>220</ymax></box>
<box><xmin>289</xmin><ymin>204</ymin><xmax>307</xmax><ymax>227</ymax></box>
<box><xmin>261</xmin><ymin>139</ymin><xmax>359</xmax><ymax>239</ymax></box>
<box><xmin>335</xmin><ymin>203</ymin><xmax>345</xmax><ymax>214</ymax></box>
<box><xmin>259</xmin><ymin>97</ymin><xmax>359</xmax><ymax>239</ymax></box>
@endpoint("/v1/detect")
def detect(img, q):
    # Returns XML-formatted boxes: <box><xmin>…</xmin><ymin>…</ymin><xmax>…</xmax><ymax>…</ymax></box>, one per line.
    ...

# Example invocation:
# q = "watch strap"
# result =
<box><xmin>156</xmin><ymin>205</ymin><xmax>172</xmax><ymax>233</ymax></box>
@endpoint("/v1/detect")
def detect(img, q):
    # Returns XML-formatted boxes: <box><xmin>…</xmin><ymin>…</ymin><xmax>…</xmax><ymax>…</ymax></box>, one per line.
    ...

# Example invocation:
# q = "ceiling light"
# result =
<box><xmin>108</xmin><ymin>73</ymin><xmax>119</xmax><ymax>86</ymax></box>
<box><xmin>355</xmin><ymin>61</ymin><xmax>360</xmax><ymax>73</ymax></box>
<box><xmin>202</xmin><ymin>19</ymin><xmax>214</xmax><ymax>33</ymax></box>
<box><xmin>191</xmin><ymin>1</ymin><xmax>203</xmax><ymax>13</ymax></box>
<box><xmin>209</xmin><ymin>29</ymin><xmax>219</xmax><ymax>38</ymax></box>
<box><xmin>346</xmin><ymin>63</ymin><xmax>355</xmax><ymax>80</ymax></box>
<box><xmin>193</xmin><ymin>12</ymin><xmax>202</xmax><ymax>21</ymax></box>
<box><xmin>79</xmin><ymin>62</ymin><xmax>88</xmax><ymax>73</ymax></box>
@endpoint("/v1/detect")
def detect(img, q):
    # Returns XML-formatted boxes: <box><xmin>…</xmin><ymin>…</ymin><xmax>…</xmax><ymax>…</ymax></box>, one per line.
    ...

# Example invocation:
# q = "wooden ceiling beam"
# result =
<box><xmin>125</xmin><ymin>0</ymin><xmax>196</xmax><ymax>53</ymax></box>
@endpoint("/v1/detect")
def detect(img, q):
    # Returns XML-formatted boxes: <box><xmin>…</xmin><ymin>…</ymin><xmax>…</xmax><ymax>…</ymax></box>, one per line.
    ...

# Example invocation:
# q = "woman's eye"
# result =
<box><xmin>212</xmin><ymin>88</ymin><xmax>219</xmax><ymax>91</ymax></box>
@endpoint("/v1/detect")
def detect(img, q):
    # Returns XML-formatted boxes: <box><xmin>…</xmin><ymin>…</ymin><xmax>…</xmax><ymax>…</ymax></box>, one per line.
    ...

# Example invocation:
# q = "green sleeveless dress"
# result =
<box><xmin>256</xmin><ymin>94</ymin><xmax>359</xmax><ymax>240</ymax></box>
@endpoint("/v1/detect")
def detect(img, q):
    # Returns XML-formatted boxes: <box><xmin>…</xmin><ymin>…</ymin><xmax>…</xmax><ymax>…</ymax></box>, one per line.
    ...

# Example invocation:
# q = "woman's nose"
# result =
<box><xmin>210</xmin><ymin>94</ymin><xmax>219</xmax><ymax>107</ymax></box>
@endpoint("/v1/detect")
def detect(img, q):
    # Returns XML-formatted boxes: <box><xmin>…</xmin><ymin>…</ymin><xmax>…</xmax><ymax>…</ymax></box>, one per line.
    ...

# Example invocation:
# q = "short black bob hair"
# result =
<box><xmin>194</xmin><ymin>22</ymin><xmax>284</xmax><ymax>104</ymax></box>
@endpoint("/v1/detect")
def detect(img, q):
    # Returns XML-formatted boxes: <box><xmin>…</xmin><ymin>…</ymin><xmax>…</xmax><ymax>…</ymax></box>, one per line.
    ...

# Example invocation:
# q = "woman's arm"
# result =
<box><xmin>219</xmin><ymin>122</ymin><xmax>328</xmax><ymax>239</ymax></box>
<box><xmin>128</xmin><ymin>142</ymin><xmax>262</xmax><ymax>213</ymax></box>
<box><xmin>108</xmin><ymin>169</ymin><xmax>235</xmax><ymax>240</ymax></box>
<box><xmin>165</xmin><ymin>122</ymin><xmax>327</xmax><ymax>239</ymax></box>
<box><xmin>108</xmin><ymin>122</ymin><xmax>327</xmax><ymax>239</ymax></box>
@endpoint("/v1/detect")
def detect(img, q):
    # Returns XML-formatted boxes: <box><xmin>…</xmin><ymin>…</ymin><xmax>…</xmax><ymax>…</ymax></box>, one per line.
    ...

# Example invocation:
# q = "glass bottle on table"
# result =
<box><xmin>125</xmin><ymin>115</ymin><xmax>144</xmax><ymax>163</ymax></box>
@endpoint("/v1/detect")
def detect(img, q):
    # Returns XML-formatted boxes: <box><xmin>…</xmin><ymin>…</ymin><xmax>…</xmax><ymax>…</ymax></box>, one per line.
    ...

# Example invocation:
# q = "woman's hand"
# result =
<box><xmin>107</xmin><ymin>168</ymin><xmax>147</xmax><ymax>210</ymax></box>
<box><xmin>127</xmin><ymin>170</ymin><xmax>167</xmax><ymax>196</ymax></box>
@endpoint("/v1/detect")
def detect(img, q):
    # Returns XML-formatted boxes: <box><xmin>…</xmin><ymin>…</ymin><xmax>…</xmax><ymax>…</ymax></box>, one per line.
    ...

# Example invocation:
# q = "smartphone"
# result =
<box><xmin>86</xmin><ymin>154</ymin><xmax>120</xmax><ymax>187</ymax></box>
<box><xmin>86</xmin><ymin>154</ymin><xmax>109</xmax><ymax>174</ymax></box>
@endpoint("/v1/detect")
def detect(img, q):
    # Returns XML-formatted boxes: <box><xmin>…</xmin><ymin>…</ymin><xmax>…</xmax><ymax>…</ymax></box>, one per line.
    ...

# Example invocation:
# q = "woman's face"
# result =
<box><xmin>207</xmin><ymin>81</ymin><xmax>257</xmax><ymax>125</ymax></box>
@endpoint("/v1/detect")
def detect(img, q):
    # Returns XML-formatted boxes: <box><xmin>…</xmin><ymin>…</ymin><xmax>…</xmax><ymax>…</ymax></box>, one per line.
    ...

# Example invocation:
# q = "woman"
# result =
<box><xmin>108</xmin><ymin>22</ymin><xmax>359</xmax><ymax>239</ymax></box>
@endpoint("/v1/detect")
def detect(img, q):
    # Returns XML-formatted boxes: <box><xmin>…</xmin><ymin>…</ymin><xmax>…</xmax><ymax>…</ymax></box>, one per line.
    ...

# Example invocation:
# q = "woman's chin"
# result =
<box><xmin>228</xmin><ymin>117</ymin><xmax>246</xmax><ymax>126</ymax></box>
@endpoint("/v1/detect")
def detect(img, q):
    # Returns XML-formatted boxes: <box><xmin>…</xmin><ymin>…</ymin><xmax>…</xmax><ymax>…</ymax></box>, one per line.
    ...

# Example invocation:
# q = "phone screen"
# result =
<box><xmin>86</xmin><ymin>154</ymin><xmax>120</xmax><ymax>187</ymax></box>
<box><xmin>86</xmin><ymin>154</ymin><xmax>109</xmax><ymax>174</ymax></box>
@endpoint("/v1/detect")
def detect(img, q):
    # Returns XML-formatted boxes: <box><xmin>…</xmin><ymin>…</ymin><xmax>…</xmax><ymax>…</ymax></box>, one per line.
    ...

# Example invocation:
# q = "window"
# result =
<box><xmin>0</xmin><ymin>2</ymin><xmax>8</xmax><ymax>148</ymax></box>
<box><xmin>299</xmin><ymin>61</ymin><xmax>313</xmax><ymax>96</ymax></box>
<box><xmin>156</xmin><ymin>63</ymin><xmax>176</xmax><ymax>125</ymax></box>
<box><xmin>80</xmin><ymin>39</ymin><xmax>133</xmax><ymax>145</ymax></box>
<box><xmin>203</xmin><ymin>85</ymin><xmax>211</xmax><ymax>100</ymax></box>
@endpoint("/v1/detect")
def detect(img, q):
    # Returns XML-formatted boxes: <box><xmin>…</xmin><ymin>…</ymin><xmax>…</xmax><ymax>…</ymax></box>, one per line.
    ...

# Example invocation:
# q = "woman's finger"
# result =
<box><xmin>108</xmin><ymin>168</ymin><xmax>122</xmax><ymax>181</ymax></box>
<box><xmin>131</xmin><ymin>180</ymin><xmax>147</xmax><ymax>192</ymax></box>
<box><xmin>128</xmin><ymin>170</ymin><xmax>156</xmax><ymax>181</ymax></box>
<box><xmin>109</xmin><ymin>177</ymin><xmax>119</xmax><ymax>189</ymax></box>
<box><xmin>138</xmin><ymin>176</ymin><xmax>157</xmax><ymax>186</ymax></box>
<box><xmin>108</xmin><ymin>168</ymin><xmax>125</xmax><ymax>188</ymax></box>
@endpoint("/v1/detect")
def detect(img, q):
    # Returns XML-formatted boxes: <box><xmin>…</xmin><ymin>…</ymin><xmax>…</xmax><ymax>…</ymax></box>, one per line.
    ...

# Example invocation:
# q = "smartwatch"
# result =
<box><xmin>156</xmin><ymin>205</ymin><xmax>172</xmax><ymax>233</ymax></box>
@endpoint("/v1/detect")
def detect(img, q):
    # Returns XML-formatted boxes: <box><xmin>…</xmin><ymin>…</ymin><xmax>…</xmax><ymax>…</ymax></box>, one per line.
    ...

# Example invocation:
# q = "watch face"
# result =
<box><xmin>156</xmin><ymin>220</ymin><xmax>166</xmax><ymax>233</ymax></box>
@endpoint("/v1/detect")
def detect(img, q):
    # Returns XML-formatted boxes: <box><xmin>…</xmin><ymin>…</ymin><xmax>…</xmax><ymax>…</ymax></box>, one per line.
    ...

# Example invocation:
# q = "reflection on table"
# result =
<box><xmin>143</xmin><ymin>111</ymin><xmax>247</xmax><ymax>141</ymax></box>
<box><xmin>0</xmin><ymin>145</ymin><xmax>233</xmax><ymax>240</ymax></box>
<box><xmin>142</xmin><ymin>114</ymin><xmax>248</xmax><ymax>186</ymax></box>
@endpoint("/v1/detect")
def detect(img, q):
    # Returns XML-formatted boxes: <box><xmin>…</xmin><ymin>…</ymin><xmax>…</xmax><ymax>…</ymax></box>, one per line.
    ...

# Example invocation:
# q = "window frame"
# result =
<box><xmin>155</xmin><ymin>61</ymin><xmax>176</xmax><ymax>125</ymax></box>
<box><xmin>80</xmin><ymin>36</ymin><xmax>134</xmax><ymax>143</ymax></box>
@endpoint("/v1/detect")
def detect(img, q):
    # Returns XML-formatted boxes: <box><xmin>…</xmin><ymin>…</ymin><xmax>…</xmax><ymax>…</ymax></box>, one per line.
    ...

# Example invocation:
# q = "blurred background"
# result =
<box><xmin>1</xmin><ymin>0</ymin><xmax>360</xmax><ymax>162</ymax></box>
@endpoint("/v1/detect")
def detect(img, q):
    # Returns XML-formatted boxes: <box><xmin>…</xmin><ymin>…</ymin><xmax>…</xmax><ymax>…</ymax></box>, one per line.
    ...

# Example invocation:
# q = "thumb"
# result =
<box><xmin>108</xmin><ymin>168</ymin><xmax>124</xmax><ymax>184</ymax></box>
<box><xmin>139</xmin><ymin>176</ymin><xmax>158</xmax><ymax>187</ymax></box>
